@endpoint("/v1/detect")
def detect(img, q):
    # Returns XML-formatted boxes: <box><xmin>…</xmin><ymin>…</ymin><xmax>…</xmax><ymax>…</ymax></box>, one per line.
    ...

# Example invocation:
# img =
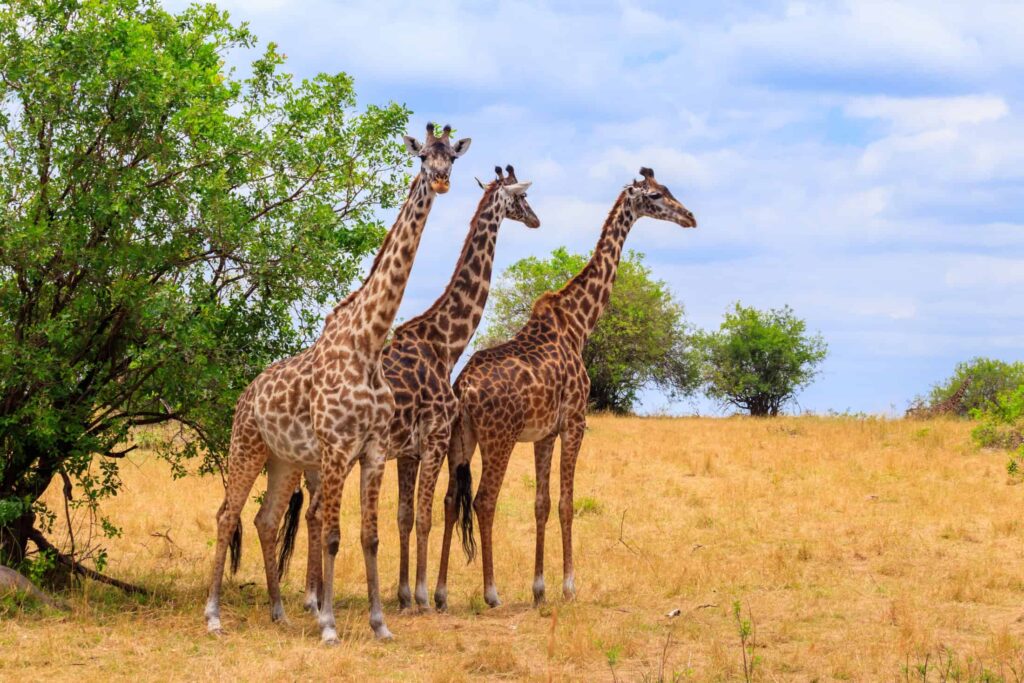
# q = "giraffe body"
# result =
<box><xmin>293</xmin><ymin>166</ymin><xmax>540</xmax><ymax>611</ymax></box>
<box><xmin>434</xmin><ymin>168</ymin><xmax>696</xmax><ymax>610</ymax></box>
<box><xmin>203</xmin><ymin>124</ymin><xmax>470</xmax><ymax>644</ymax></box>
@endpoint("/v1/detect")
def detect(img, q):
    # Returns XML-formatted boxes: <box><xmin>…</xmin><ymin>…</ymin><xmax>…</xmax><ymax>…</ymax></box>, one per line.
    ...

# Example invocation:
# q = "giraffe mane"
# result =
<box><xmin>532</xmin><ymin>189</ymin><xmax>631</xmax><ymax>313</ymax></box>
<box><xmin>393</xmin><ymin>180</ymin><xmax>504</xmax><ymax>335</ymax></box>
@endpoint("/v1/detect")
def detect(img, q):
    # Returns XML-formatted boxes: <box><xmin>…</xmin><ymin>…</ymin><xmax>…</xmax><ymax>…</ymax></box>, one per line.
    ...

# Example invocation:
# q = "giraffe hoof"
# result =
<box><xmin>484</xmin><ymin>586</ymin><xmax>501</xmax><ymax>608</ymax></box>
<box><xmin>373</xmin><ymin>624</ymin><xmax>394</xmax><ymax>640</ymax></box>
<box><xmin>321</xmin><ymin>628</ymin><xmax>340</xmax><ymax>646</ymax></box>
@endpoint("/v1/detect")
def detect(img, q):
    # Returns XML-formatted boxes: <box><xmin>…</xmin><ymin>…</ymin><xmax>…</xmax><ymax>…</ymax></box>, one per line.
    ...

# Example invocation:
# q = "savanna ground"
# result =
<box><xmin>3</xmin><ymin>416</ymin><xmax>1024</xmax><ymax>681</ymax></box>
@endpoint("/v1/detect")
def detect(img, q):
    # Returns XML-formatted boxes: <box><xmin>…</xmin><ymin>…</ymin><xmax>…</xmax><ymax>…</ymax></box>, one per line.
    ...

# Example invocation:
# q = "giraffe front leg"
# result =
<box><xmin>396</xmin><ymin>456</ymin><xmax>418</xmax><ymax>610</ymax></box>
<box><xmin>532</xmin><ymin>435</ymin><xmax>556</xmax><ymax>606</ymax></box>
<box><xmin>360</xmin><ymin>436</ymin><xmax>393</xmax><ymax>639</ymax></box>
<box><xmin>414</xmin><ymin>427</ymin><xmax>448</xmax><ymax>608</ymax></box>
<box><xmin>303</xmin><ymin>469</ymin><xmax>322</xmax><ymax>615</ymax></box>
<box><xmin>558</xmin><ymin>418</ymin><xmax>586</xmax><ymax>601</ymax></box>
<box><xmin>254</xmin><ymin>459</ymin><xmax>303</xmax><ymax>624</ymax></box>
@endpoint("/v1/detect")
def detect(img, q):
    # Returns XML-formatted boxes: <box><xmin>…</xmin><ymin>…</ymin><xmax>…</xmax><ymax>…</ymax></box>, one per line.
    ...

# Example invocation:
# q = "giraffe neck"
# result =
<box><xmin>394</xmin><ymin>186</ymin><xmax>505</xmax><ymax>367</ymax></box>
<box><xmin>351</xmin><ymin>174</ymin><xmax>434</xmax><ymax>350</ymax></box>
<box><xmin>551</xmin><ymin>193</ymin><xmax>636</xmax><ymax>341</ymax></box>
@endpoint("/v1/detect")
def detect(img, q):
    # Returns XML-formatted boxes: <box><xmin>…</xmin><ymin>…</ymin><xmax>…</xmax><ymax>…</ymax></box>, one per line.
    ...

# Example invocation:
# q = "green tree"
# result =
<box><xmin>924</xmin><ymin>357</ymin><xmax>1024</xmax><ymax>417</ymax></box>
<box><xmin>0</xmin><ymin>0</ymin><xmax>411</xmax><ymax>572</ymax></box>
<box><xmin>698</xmin><ymin>303</ymin><xmax>827</xmax><ymax>416</ymax></box>
<box><xmin>475</xmin><ymin>247</ymin><xmax>700</xmax><ymax>413</ymax></box>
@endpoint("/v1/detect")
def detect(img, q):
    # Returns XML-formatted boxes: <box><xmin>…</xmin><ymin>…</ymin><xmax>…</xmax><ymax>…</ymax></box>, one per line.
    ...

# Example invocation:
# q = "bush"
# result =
<box><xmin>971</xmin><ymin>385</ymin><xmax>1024</xmax><ymax>477</ymax></box>
<box><xmin>697</xmin><ymin>304</ymin><xmax>827</xmax><ymax>416</ymax></box>
<box><xmin>925</xmin><ymin>358</ymin><xmax>1024</xmax><ymax>417</ymax></box>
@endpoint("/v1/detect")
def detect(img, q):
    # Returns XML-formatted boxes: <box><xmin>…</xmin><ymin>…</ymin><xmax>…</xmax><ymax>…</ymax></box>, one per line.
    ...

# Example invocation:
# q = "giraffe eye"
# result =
<box><xmin>648</xmin><ymin>192</ymin><xmax>663</xmax><ymax>200</ymax></box>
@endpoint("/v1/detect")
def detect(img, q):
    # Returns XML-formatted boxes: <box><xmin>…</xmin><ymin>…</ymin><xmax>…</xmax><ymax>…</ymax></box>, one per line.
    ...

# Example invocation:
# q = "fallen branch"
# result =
<box><xmin>27</xmin><ymin>528</ymin><xmax>149</xmax><ymax>597</ymax></box>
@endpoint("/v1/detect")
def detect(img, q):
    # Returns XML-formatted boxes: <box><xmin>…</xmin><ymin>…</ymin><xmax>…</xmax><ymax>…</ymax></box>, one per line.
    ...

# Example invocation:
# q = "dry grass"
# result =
<box><xmin>4</xmin><ymin>416</ymin><xmax>1024</xmax><ymax>681</ymax></box>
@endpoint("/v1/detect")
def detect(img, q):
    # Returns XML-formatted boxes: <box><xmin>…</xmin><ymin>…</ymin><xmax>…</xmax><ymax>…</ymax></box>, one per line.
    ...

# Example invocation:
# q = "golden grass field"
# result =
<box><xmin>3</xmin><ymin>416</ymin><xmax>1024</xmax><ymax>681</ymax></box>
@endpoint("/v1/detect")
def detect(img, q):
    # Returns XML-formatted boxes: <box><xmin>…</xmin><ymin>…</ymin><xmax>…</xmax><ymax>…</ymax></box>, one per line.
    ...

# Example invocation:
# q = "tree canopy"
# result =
<box><xmin>924</xmin><ymin>357</ymin><xmax>1024</xmax><ymax>417</ymax></box>
<box><xmin>697</xmin><ymin>303</ymin><xmax>827</xmax><ymax>416</ymax></box>
<box><xmin>0</xmin><ymin>0</ymin><xmax>411</xmax><ymax>568</ymax></box>
<box><xmin>475</xmin><ymin>247</ymin><xmax>700</xmax><ymax>413</ymax></box>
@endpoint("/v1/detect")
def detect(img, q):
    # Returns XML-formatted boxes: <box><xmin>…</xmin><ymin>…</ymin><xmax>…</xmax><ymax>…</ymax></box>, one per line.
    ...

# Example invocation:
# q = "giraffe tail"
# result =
<box><xmin>229</xmin><ymin>523</ymin><xmax>243</xmax><ymax>575</ymax></box>
<box><xmin>277</xmin><ymin>487</ymin><xmax>304</xmax><ymax>578</ymax></box>
<box><xmin>455</xmin><ymin>461</ymin><xmax>475</xmax><ymax>563</ymax></box>
<box><xmin>449</xmin><ymin>411</ymin><xmax>477</xmax><ymax>562</ymax></box>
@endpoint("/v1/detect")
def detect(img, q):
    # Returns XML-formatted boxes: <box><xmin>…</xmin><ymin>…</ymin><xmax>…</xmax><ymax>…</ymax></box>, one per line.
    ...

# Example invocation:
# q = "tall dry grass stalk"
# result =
<box><xmin>3</xmin><ymin>416</ymin><xmax>1023</xmax><ymax>680</ymax></box>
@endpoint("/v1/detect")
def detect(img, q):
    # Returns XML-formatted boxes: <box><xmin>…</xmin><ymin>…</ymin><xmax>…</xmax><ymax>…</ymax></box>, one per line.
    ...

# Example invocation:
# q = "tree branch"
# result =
<box><xmin>27</xmin><ymin>528</ymin><xmax>149</xmax><ymax>597</ymax></box>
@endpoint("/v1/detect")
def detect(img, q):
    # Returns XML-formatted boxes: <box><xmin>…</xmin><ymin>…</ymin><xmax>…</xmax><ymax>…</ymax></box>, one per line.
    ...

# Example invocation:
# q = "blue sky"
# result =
<box><xmin>181</xmin><ymin>0</ymin><xmax>1024</xmax><ymax>415</ymax></box>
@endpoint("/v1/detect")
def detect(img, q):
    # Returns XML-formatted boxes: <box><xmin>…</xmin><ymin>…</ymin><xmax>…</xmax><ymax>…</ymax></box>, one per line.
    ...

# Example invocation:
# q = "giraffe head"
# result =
<box><xmin>624</xmin><ymin>167</ymin><xmax>697</xmax><ymax>228</ymax></box>
<box><xmin>478</xmin><ymin>164</ymin><xmax>540</xmax><ymax>228</ymax></box>
<box><xmin>403</xmin><ymin>123</ymin><xmax>471</xmax><ymax>194</ymax></box>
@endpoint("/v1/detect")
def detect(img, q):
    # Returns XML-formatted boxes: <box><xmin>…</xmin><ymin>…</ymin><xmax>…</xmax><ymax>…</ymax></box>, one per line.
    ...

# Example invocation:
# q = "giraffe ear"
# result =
<box><xmin>403</xmin><ymin>136</ymin><xmax>424</xmax><ymax>156</ymax></box>
<box><xmin>624</xmin><ymin>184</ymin><xmax>642</xmax><ymax>197</ymax></box>
<box><xmin>504</xmin><ymin>181</ymin><xmax>531</xmax><ymax>195</ymax></box>
<box><xmin>451</xmin><ymin>137</ymin><xmax>472</xmax><ymax>158</ymax></box>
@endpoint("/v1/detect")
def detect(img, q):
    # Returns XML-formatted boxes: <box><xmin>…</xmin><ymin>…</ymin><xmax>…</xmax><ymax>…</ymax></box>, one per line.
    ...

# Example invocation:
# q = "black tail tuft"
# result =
<box><xmin>455</xmin><ymin>462</ymin><xmax>476</xmax><ymax>563</ymax></box>
<box><xmin>277</xmin><ymin>487</ymin><xmax>303</xmax><ymax>578</ymax></box>
<box><xmin>229</xmin><ymin>523</ymin><xmax>242</xmax><ymax>575</ymax></box>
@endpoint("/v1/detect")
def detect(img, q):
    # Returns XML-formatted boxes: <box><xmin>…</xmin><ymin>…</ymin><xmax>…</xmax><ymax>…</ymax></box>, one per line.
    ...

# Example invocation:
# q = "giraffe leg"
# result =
<box><xmin>302</xmin><ymin>469</ymin><xmax>322</xmax><ymax>615</ymax></box>
<box><xmin>473</xmin><ymin>435</ymin><xmax>517</xmax><ymax>608</ymax></box>
<box><xmin>359</xmin><ymin>435</ymin><xmax>392</xmax><ymax>639</ymax></box>
<box><xmin>531</xmin><ymin>435</ymin><xmax>556</xmax><ymax>606</ymax></box>
<box><xmin>558</xmin><ymin>417</ymin><xmax>586</xmax><ymax>601</ymax></box>
<box><xmin>414</xmin><ymin>426</ymin><xmax>448</xmax><ymax>608</ymax></box>
<box><xmin>316</xmin><ymin>438</ymin><xmax>360</xmax><ymax>646</ymax></box>
<box><xmin>396</xmin><ymin>456</ymin><xmax>418</xmax><ymax>610</ymax></box>
<box><xmin>254</xmin><ymin>458</ymin><xmax>303</xmax><ymax>623</ymax></box>
<box><xmin>435</xmin><ymin>422</ymin><xmax>476</xmax><ymax>611</ymax></box>
<box><xmin>205</xmin><ymin>428</ymin><xmax>268</xmax><ymax>634</ymax></box>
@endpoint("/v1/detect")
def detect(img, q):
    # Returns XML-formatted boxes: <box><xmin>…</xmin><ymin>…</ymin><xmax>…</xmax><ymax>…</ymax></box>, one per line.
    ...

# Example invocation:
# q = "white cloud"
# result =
<box><xmin>160</xmin><ymin>0</ymin><xmax>1024</xmax><ymax>413</ymax></box>
<box><xmin>846</xmin><ymin>95</ymin><xmax>1009</xmax><ymax>132</ymax></box>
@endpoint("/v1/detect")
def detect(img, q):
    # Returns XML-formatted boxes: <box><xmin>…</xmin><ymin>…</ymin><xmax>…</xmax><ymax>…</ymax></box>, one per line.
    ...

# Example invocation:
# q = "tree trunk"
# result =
<box><xmin>0</xmin><ymin>510</ymin><xmax>35</xmax><ymax>567</ymax></box>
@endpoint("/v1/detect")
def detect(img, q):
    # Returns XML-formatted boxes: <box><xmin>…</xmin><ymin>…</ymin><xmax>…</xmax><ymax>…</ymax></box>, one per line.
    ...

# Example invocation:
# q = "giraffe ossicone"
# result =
<box><xmin>203</xmin><ymin>122</ymin><xmax>469</xmax><ymax>644</ymax></box>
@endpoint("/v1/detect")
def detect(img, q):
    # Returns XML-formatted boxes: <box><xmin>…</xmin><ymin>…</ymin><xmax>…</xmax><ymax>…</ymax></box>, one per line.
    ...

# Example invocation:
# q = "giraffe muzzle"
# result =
<box><xmin>431</xmin><ymin>177</ymin><xmax>450</xmax><ymax>194</ymax></box>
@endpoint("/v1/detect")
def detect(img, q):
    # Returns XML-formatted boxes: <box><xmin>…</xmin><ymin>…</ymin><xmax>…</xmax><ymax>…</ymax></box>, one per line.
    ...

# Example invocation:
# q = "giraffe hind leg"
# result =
<box><xmin>473</xmin><ymin>434</ymin><xmax>517</xmax><ymax>608</ymax></box>
<box><xmin>396</xmin><ymin>456</ymin><xmax>418</xmax><ymax>610</ymax></box>
<box><xmin>435</xmin><ymin>420</ymin><xmax>476</xmax><ymax>611</ymax></box>
<box><xmin>532</xmin><ymin>435</ymin><xmax>556</xmax><ymax>606</ymax></box>
<box><xmin>205</xmin><ymin>428</ymin><xmax>269</xmax><ymax>634</ymax></box>
<box><xmin>254</xmin><ymin>458</ymin><xmax>303</xmax><ymax>623</ymax></box>
<box><xmin>302</xmin><ymin>469</ymin><xmax>322</xmax><ymax>615</ymax></box>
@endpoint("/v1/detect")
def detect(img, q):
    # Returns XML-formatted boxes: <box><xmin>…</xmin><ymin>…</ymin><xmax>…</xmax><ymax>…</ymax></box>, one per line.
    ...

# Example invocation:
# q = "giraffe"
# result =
<box><xmin>434</xmin><ymin>167</ymin><xmax>696</xmax><ymax>610</ymax></box>
<box><xmin>278</xmin><ymin>165</ymin><xmax>540</xmax><ymax>611</ymax></box>
<box><xmin>203</xmin><ymin>123</ymin><xmax>471</xmax><ymax>644</ymax></box>
<box><xmin>906</xmin><ymin>375</ymin><xmax>974</xmax><ymax>418</ymax></box>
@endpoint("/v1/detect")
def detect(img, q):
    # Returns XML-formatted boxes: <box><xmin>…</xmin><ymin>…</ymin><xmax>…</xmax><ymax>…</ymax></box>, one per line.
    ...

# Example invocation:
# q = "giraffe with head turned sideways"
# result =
<box><xmin>280</xmin><ymin>164</ymin><xmax>540</xmax><ymax>611</ymax></box>
<box><xmin>434</xmin><ymin>167</ymin><xmax>696</xmax><ymax>611</ymax></box>
<box><xmin>203</xmin><ymin>123</ymin><xmax>471</xmax><ymax>644</ymax></box>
